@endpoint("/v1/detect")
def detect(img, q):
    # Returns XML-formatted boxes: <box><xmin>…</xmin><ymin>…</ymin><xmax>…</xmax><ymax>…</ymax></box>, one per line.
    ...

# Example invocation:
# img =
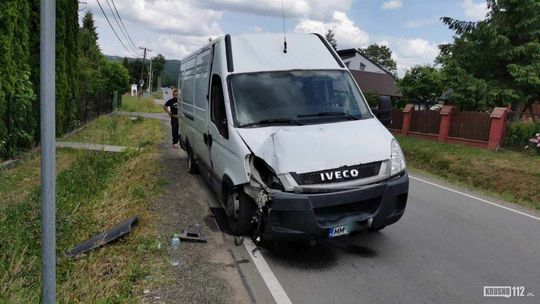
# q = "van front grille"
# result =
<box><xmin>291</xmin><ymin>161</ymin><xmax>381</xmax><ymax>185</ymax></box>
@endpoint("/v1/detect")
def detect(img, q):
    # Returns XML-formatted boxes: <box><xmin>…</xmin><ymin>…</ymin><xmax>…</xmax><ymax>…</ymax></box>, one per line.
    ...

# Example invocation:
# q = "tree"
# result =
<box><xmin>100</xmin><ymin>59</ymin><xmax>130</xmax><ymax>94</ymax></box>
<box><xmin>325</xmin><ymin>29</ymin><xmax>337</xmax><ymax>50</ymax></box>
<box><xmin>439</xmin><ymin>0</ymin><xmax>540</xmax><ymax>112</ymax></box>
<box><xmin>151</xmin><ymin>54</ymin><xmax>166</xmax><ymax>90</ymax></box>
<box><xmin>399</xmin><ymin>65</ymin><xmax>444</xmax><ymax>108</ymax></box>
<box><xmin>360</xmin><ymin>44</ymin><xmax>397</xmax><ymax>74</ymax></box>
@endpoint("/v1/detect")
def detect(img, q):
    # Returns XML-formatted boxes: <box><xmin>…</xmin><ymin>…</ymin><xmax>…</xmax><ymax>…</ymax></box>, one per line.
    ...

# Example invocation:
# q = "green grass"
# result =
<box><xmin>397</xmin><ymin>135</ymin><xmax>540</xmax><ymax>210</ymax></box>
<box><xmin>119</xmin><ymin>95</ymin><xmax>162</xmax><ymax>113</ymax></box>
<box><xmin>65</xmin><ymin>115</ymin><xmax>162</xmax><ymax>148</ymax></box>
<box><xmin>1</xmin><ymin>114</ymin><xmax>166</xmax><ymax>302</ymax></box>
<box><xmin>151</xmin><ymin>90</ymin><xmax>164</xmax><ymax>100</ymax></box>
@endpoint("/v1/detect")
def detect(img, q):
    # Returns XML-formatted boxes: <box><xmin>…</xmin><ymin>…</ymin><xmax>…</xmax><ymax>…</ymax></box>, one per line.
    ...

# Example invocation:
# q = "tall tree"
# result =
<box><xmin>399</xmin><ymin>65</ymin><xmax>444</xmax><ymax>108</ymax></box>
<box><xmin>151</xmin><ymin>54</ymin><xmax>166</xmax><ymax>90</ymax></box>
<box><xmin>325</xmin><ymin>29</ymin><xmax>337</xmax><ymax>50</ymax></box>
<box><xmin>439</xmin><ymin>0</ymin><xmax>540</xmax><ymax>111</ymax></box>
<box><xmin>360</xmin><ymin>44</ymin><xmax>397</xmax><ymax>74</ymax></box>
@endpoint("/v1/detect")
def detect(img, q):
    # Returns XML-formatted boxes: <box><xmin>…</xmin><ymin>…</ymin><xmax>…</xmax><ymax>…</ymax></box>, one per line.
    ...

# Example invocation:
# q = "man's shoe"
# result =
<box><xmin>172</xmin><ymin>143</ymin><xmax>179</xmax><ymax>148</ymax></box>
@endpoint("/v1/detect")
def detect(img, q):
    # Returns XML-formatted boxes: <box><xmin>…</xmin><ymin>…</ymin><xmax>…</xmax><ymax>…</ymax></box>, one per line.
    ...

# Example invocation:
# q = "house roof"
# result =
<box><xmin>337</xmin><ymin>48</ymin><xmax>392</xmax><ymax>75</ymax></box>
<box><xmin>350</xmin><ymin>70</ymin><xmax>402</xmax><ymax>97</ymax></box>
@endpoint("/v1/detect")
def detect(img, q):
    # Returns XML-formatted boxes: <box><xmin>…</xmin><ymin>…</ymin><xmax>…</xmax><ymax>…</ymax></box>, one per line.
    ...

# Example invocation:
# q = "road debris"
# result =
<box><xmin>66</xmin><ymin>216</ymin><xmax>139</xmax><ymax>258</ymax></box>
<box><xmin>179</xmin><ymin>223</ymin><xmax>207</xmax><ymax>243</ymax></box>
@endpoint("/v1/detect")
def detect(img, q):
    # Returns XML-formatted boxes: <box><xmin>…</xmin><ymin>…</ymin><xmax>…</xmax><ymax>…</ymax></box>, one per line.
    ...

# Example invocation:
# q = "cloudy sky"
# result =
<box><xmin>85</xmin><ymin>0</ymin><xmax>488</xmax><ymax>75</ymax></box>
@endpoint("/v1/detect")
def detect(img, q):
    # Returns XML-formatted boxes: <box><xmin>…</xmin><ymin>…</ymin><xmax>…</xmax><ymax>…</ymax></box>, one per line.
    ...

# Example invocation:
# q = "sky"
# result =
<box><xmin>84</xmin><ymin>0</ymin><xmax>488</xmax><ymax>76</ymax></box>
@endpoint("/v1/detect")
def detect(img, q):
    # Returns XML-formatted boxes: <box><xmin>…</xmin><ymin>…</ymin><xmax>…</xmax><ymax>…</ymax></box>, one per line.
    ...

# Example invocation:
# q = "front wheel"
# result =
<box><xmin>226</xmin><ymin>189</ymin><xmax>256</xmax><ymax>236</ymax></box>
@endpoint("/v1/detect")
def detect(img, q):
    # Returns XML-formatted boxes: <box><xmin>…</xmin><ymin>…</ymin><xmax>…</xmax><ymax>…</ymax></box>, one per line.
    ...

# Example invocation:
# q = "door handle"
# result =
<box><xmin>203</xmin><ymin>133</ymin><xmax>213</xmax><ymax>147</ymax></box>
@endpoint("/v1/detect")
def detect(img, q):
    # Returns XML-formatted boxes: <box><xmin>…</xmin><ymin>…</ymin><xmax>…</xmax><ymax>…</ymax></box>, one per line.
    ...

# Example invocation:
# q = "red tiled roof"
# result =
<box><xmin>350</xmin><ymin>70</ymin><xmax>402</xmax><ymax>97</ymax></box>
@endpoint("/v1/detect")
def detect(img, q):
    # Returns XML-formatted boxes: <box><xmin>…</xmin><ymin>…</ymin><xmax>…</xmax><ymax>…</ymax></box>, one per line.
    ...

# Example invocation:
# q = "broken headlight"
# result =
<box><xmin>252</xmin><ymin>156</ymin><xmax>285</xmax><ymax>191</ymax></box>
<box><xmin>390</xmin><ymin>139</ymin><xmax>406</xmax><ymax>176</ymax></box>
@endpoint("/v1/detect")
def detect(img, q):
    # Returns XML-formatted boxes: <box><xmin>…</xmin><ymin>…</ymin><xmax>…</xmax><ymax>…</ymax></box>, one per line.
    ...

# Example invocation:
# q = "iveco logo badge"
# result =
<box><xmin>320</xmin><ymin>169</ymin><xmax>360</xmax><ymax>181</ymax></box>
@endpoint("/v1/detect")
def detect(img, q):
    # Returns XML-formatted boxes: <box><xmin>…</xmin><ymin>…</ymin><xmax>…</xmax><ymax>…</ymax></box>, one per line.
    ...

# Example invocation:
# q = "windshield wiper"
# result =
<box><xmin>298</xmin><ymin>111</ymin><xmax>360</xmax><ymax>120</ymax></box>
<box><xmin>239</xmin><ymin>118</ymin><xmax>304</xmax><ymax>128</ymax></box>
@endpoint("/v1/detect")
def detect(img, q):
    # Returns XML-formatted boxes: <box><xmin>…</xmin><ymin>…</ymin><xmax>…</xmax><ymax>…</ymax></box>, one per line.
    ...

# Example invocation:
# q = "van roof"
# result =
<box><xmin>229</xmin><ymin>33</ymin><xmax>344</xmax><ymax>74</ymax></box>
<box><xmin>181</xmin><ymin>33</ymin><xmax>345</xmax><ymax>74</ymax></box>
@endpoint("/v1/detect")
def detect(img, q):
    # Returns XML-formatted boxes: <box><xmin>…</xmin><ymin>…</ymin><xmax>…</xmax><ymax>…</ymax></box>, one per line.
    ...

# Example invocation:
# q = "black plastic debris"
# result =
<box><xmin>179</xmin><ymin>224</ymin><xmax>207</xmax><ymax>243</ymax></box>
<box><xmin>66</xmin><ymin>216</ymin><xmax>139</xmax><ymax>258</ymax></box>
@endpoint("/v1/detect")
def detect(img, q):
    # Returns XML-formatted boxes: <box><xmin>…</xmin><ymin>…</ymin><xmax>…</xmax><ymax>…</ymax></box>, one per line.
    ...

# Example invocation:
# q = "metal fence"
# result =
<box><xmin>78</xmin><ymin>94</ymin><xmax>114</xmax><ymax>125</ymax></box>
<box><xmin>410</xmin><ymin>110</ymin><xmax>441</xmax><ymax>135</ymax></box>
<box><xmin>388</xmin><ymin>109</ymin><xmax>404</xmax><ymax>130</ymax></box>
<box><xmin>449</xmin><ymin>111</ymin><xmax>491</xmax><ymax>141</ymax></box>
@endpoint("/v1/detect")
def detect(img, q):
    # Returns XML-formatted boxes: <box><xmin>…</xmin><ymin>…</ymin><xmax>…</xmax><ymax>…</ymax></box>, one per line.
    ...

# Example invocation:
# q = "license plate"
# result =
<box><xmin>329</xmin><ymin>225</ymin><xmax>349</xmax><ymax>238</ymax></box>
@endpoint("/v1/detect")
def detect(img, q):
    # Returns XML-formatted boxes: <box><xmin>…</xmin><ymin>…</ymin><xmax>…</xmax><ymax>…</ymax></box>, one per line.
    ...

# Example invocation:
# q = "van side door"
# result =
<box><xmin>208</xmin><ymin>74</ymin><xmax>230</xmax><ymax>188</ymax></box>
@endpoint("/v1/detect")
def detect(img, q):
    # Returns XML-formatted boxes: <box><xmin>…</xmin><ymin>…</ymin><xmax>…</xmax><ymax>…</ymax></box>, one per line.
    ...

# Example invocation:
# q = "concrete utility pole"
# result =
<box><xmin>148</xmin><ymin>59</ymin><xmax>153</xmax><ymax>93</ymax></box>
<box><xmin>40</xmin><ymin>0</ymin><xmax>56</xmax><ymax>303</ymax></box>
<box><xmin>138</xmin><ymin>47</ymin><xmax>152</xmax><ymax>98</ymax></box>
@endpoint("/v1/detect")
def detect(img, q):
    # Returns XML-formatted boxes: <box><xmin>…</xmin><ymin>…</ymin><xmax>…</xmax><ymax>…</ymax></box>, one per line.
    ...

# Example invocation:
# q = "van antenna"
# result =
<box><xmin>281</xmin><ymin>0</ymin><xmax>287</xmax><ymax>53</ymax></box>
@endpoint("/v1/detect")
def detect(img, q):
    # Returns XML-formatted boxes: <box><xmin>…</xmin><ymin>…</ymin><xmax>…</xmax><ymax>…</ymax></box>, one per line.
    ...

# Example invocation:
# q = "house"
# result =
<box><xmin>337</xmin><ymin>48</ymin><xmax>402</xmax><ymax>101</ymax></box>
<box><xmin>130</xmin><ymin>84</ymin><xmax>138</xmax><ymax>96</ymax></box>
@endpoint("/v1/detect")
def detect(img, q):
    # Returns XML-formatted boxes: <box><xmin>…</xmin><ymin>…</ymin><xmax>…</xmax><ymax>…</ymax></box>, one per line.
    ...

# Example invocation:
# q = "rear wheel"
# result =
<box><xmin>186</xmin><ymin>144</ymin><xmax>199</xmax><ymax>174</ymax></box>
<box><xmin>225</xmin><ymin>189</ymin><xmax>256</xmax><ymax>235</ymax></box>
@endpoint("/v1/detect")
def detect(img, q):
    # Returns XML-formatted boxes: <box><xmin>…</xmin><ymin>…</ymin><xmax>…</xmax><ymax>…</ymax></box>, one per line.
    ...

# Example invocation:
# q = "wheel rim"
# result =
<box><xmin>226</xmin><ymin>192</ymin><xmax>240</xmax><ymax>221</ymax></box>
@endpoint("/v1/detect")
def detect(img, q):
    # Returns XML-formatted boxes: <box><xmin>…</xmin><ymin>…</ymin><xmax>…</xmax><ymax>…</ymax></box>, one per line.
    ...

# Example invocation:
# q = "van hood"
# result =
<box><xmin>236</xmin><ymin>118</ymin><xmax>393</xmax><ymax>174</ymax></box>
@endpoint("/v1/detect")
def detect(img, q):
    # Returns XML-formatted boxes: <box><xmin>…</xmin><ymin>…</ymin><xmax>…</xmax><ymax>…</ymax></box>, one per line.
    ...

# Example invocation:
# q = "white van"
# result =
<box><xmin>178</xmin><ymin>33</ymin><xmax>408</xmax><ymax>242</ymax></box>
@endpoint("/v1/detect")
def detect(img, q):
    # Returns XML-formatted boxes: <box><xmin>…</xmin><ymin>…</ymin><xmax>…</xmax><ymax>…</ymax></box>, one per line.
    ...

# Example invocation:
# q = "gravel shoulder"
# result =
<box><xmin>143</xmin><ymin>119</ymin><xmax>253</xmax><ymax>304</ymax></box>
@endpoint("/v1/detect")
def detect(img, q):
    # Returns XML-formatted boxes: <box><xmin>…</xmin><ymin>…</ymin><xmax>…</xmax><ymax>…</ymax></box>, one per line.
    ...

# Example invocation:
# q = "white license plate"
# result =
<box><xmin>329</xmin><ymin>225</ymin><xmax>350</xmax><ymax>238</ymax></box>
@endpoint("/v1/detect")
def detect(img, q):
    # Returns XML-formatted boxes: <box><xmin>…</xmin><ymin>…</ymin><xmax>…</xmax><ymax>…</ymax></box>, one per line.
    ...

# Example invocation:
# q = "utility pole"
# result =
<box><xmin>138</xmin><ymin>47</ymin><xmax>151</xmax><ymax>99</ymax></box>
<box><xmin>148</xmin><ymin>59</ymin><xmax>153</xmax><ymax>93</ymax></box>
<box><xmin>41</xmin><ymin>0</ymin><xmax>56</xmax><ymax>303</ymax></box>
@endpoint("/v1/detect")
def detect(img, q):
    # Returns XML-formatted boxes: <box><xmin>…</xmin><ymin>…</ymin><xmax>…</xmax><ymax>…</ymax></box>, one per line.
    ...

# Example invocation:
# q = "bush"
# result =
<box><xmin>505</xmin><ymin>122</ymin><xmax>540</xmax><ymax>148</ymax></box>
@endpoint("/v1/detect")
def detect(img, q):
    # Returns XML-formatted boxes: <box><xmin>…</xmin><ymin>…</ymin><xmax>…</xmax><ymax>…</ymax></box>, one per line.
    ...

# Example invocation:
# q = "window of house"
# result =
<box><xmin>360</xmin><ymin>63</ymin><xmax>366</xmax><ymax>71</ymax></box>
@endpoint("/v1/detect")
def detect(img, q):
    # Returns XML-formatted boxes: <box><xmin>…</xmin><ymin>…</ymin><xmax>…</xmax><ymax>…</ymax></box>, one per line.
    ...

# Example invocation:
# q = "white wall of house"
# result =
<box><xmin>342</xmin><ymin>54</ymin><xmax>387</xmax><ymax>74</ymax></box>
<box><xmin>130</xmin><ymin>84</ymin><xmax>138</xmax><ymax>96</ymax></box>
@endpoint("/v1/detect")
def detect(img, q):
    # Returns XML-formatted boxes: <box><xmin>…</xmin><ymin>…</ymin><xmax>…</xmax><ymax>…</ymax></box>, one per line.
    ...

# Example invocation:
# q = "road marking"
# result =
<box><xmin>410</xmin><ymin>175</ymin><xmax>540</xmax><ymax>222</ymax></box>
<box><xmin>243</xmin><ymin>238</ymin><xmax>293</xmax><ymax>304</ymax></box>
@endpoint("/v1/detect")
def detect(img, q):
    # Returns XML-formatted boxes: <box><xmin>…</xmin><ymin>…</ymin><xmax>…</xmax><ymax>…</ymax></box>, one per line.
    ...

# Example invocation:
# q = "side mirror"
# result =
<box><xmin>373</xmin><ymin>96</ymin><xmax>392</xmax><ymax>127</ymax></box>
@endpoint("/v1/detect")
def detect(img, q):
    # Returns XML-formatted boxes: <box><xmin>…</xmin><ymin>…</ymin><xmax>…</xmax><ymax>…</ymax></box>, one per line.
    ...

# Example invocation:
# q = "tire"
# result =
<box><xmin>225</xmin><ymin>189</ymin><xmax>256</xmax><ymax>236</ymax></box>
<box><xmin>186</xmin><ymin>145</ymin><xmax>199</xmax><ymax>174</ymax></box>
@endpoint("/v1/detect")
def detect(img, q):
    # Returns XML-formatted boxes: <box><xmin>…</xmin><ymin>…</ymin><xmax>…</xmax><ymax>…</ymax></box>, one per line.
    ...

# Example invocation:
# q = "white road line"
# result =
<box><xmin>243</xmin><ymin>238</ymin><xmax>293</xmax><ymax>304</ymax></box>
<box><xmin>410</xmin><ymin>175</ymin><xmax>540</xmax><ymax>222</ymax></box>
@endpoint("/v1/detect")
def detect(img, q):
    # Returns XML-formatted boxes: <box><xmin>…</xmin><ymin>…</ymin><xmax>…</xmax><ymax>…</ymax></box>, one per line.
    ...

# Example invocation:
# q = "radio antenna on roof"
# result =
<box><xmin>281</xmin><ymin>0</ymin><xmax>287</xmax><ymax>53</ymax></box>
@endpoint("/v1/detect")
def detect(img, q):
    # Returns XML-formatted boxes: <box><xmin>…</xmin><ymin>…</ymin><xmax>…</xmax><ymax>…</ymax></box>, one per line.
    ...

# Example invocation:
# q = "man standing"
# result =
<box><xmin>163</xmin><ymin>89</ymin><xmax>180</xmax><ymax>148</ymax></box>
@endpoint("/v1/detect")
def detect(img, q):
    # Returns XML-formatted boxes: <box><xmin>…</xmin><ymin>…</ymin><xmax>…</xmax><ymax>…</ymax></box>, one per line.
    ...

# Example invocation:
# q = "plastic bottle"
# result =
<box><xmin>170</xmin><ymin>234</ymin><xmax>180</xmax><ymax>266</ymax></box>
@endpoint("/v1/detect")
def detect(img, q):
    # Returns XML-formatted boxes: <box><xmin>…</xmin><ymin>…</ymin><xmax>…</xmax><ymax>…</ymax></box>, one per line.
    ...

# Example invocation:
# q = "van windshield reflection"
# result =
<box><xmin>229</xmin><ymin>70</ymin><xmax>372</xmax><ymax>127</ymax></box>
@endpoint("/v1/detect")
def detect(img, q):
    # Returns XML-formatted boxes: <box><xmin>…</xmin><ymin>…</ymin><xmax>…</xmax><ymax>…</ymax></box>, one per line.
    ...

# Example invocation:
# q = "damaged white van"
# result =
<box><xmin>178</xmin><ymin>33</ymin><xmax>408</xmax><ymax>242</ymax></box>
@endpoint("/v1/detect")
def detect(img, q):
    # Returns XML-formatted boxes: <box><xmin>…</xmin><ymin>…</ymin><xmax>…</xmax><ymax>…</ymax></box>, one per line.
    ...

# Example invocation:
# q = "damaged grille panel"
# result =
<box><xmin>291</xmin><ymin>161</ymin><xmax>382</xmax><ymax>185</ymax></box>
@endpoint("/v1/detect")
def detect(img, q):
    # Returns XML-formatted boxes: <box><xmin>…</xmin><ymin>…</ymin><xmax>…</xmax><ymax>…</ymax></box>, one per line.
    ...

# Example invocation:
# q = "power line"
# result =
<box><xmin>95</xmin><ymin>0</ymin><xmax>139</xmax><ymax>58</ymax></box>
<box><xmin>104</xmin><ymin>0</ymin><xmax>141</xmax><ymax>56</ymax></box>
<box><xmin>110</xmin><ymin>0</ymin><xmax>140</xmax><ymax>54</ymax></box>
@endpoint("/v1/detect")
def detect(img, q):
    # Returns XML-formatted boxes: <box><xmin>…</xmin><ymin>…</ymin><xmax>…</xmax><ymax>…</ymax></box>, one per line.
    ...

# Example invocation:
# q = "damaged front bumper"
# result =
<box><xmin>261</xmin><ymin>172</ymin><xmax>409</xmax><ymax>241</ymax></box>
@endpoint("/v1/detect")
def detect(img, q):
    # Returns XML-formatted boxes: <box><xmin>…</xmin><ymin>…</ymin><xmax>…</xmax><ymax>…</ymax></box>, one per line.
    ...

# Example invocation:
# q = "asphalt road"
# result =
<box><xmin>235</xmin><ymin>175</ymin><xmax>540</xmax><ymax>304</ymax></box>
<box><xmin>162</xmin><ymin>90</ymin><xmax>539</xmax><ymax>303</ymax></box>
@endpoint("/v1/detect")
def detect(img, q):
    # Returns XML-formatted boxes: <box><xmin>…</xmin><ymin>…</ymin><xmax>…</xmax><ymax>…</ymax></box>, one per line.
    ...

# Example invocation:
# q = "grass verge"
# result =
<box><xmin>1</xmin><ymin>116</ymin><xmax>166</xmax><ymax>302</ymax></box>
<box><xmin>64</xmin><ymin>115</ymin><xmax>162</xmax><ymax>148</ymax></box>
<box><xmin>397</xmin><ymin>135</ymin><xmax>540</xmax><ymax>210</ymax></box>
<box><xmin>120</xmin><ymin>95</ymin><xmax>162</xmax><ymax>113</ymax></box>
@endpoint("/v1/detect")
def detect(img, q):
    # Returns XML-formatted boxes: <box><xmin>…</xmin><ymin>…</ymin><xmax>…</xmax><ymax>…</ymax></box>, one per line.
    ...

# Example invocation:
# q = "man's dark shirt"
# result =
<box><xmin>165</xmin><ymin>97</ymin><xmax>178</xmax><ymax>116</ymax></box>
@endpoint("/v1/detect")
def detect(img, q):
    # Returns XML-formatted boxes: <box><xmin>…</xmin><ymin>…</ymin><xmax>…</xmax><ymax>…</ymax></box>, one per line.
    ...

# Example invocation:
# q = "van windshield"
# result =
<box><xmin>229</xmin><ymin>70</ymin><xmax>372</xmax><ymax>127</ymax></box>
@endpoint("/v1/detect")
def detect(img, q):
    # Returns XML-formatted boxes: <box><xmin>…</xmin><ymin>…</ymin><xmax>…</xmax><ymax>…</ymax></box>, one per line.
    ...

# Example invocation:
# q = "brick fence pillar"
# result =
<box><xmin>402</xmin><ymin>104</ymin><xmax>414</xmax><ymax>136</ymax></box>
<box><xmin>487</xmin><ymin>107</ymin><xmax>508</xmax><ymax>150</ymax></box>
<box><xmin>438</xmin><ymin>105</ymin><xmax>455</xmax><ymax>142</ymax></box>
